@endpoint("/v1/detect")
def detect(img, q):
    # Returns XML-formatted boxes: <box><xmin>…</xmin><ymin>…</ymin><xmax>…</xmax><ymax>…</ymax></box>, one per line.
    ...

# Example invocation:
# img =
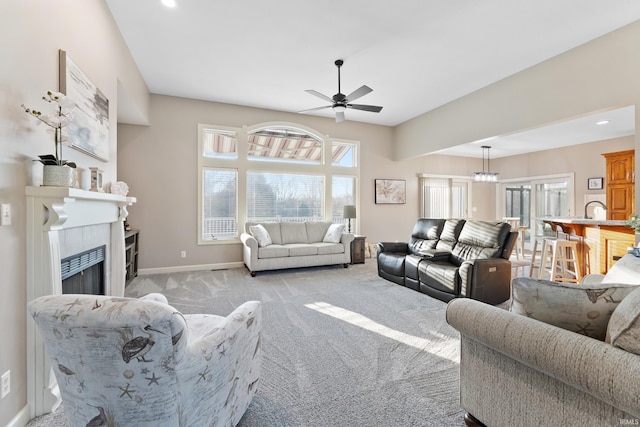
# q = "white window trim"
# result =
<box><xmin>198</xmin><ymin>121</ymin><xmax>360</xmax><ymax>245</ymax></box>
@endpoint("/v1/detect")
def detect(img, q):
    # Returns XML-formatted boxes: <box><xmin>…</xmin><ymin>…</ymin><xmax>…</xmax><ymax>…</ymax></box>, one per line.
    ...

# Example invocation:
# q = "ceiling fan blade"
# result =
<box><xmin>347</xmin><ymin>104</ymin><xmax>383</xmax><ymax>113</ymax></box>
<box><xmin>305</xmin><ymin>90</ymin><xmax>333</xmax><ymax>103</ymax></box>
<box><xmin>335</xmin><ymin>111</ymin><xmax>345</xmax><ymax>123</ymax></box>
<box><xmin>298</xmin><ymin>105</ymin><xmax>332</xmax><ymax>114</ymax></box>
<box><xmin>345</xmin><ymin>85</ymin><xmax>372</xmax><ymax>102</ymax></box>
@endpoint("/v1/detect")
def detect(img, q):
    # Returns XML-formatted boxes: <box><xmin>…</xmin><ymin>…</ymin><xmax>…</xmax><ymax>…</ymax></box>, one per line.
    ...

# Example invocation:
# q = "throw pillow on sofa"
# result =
<box><xmin>510</xmin><ymin>277</ymin><xmax>638</xmax><ymax>340</ymax></box>
<box><xmin>249</xmin><ymin>224</ymin><xmax>272</xmax><ymax>247</ymax></box>
<box><xmin>606</xmin><ymin>286</ymin><xmax>640</xmax><ymax>354</ymax></box>
<box><xmin>323</xmin><ymin>223</ymin><xmax>345</xmax><ymax>243</ymax></box>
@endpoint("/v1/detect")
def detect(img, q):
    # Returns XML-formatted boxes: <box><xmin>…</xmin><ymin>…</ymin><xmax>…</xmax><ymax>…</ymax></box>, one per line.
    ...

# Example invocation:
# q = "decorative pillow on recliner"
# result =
<box><xmin>249</xmin><ymin>224</ymin><xmax>272</xmax><ymax>247</ymax></box>
<box><xmin>510</xmin><ymin>277</ymin><xmax>638</xmax><ymax>341</ymax></box>
<box><xmin>323</xmin><ymin>223</ymin><xmax>345</xmax><ymax>243</ymax></box>
<box><xmin>606</xmin><ymin>286</ymin><xmax>640</xmax><ymax>354</ymax></box>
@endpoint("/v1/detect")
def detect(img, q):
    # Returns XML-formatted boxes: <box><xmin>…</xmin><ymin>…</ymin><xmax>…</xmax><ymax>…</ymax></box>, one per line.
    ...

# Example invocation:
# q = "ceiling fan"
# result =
<box><xmin>299</xmin><ymin>59</ymin><xmax>383</xmax><ymax>123</ymax></box>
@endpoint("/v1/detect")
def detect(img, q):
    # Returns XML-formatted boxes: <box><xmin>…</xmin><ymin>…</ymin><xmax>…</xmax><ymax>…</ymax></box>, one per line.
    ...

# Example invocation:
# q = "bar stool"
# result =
<box><xmin>503</xmin><ymin>217</ymin><xmax>525</xmax><ymax>260</ymax></box>
<box><xmin>516</xmin><ymin>226</ymin><xmax>527</xmax><ymax>260</ymax></box>
<box><xmin>539</xmin><ymin>239</ymin><xmax>582</xmax><ymax>283</ymax></box>
<box><xmin>529</xmin><ymin>236</ymin><xmax>549</xmax><ymax>278</ymax></box>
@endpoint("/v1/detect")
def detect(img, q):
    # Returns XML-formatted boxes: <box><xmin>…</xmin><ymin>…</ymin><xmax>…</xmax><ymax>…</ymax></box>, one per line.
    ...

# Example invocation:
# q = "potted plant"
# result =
<box><xmin>22</xmin><ymin>91</ymin><xmax>77</xmax><ymax>186</ymax></box>
<box><xmin>625</xmin><ymin>214</ymin><xmax>640</xmax><ymax>255</ymax></box>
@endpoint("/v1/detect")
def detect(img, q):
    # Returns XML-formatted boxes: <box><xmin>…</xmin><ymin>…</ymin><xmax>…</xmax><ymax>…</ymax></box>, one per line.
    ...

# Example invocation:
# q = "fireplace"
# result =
<box><xmin>61</xmin><ymin>245</ymin><xmax>106</xmax><ymax>295</ymax></box>
<box><xmin>26</xmin><ymin>186</ymin><xmax>136</xmax><ymax>418</ymax></box>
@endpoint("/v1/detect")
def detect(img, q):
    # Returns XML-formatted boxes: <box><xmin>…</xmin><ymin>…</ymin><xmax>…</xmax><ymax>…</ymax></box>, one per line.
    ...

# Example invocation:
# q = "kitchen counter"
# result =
<box><xmin>539</xmin><ymin>217</ymin><xmax>634</xmax><ymax>275</ymax></box>
<box><xmin>540</xmin><ymin>217</ymin><xmax>627</xmax><ymax>226</ymax></box>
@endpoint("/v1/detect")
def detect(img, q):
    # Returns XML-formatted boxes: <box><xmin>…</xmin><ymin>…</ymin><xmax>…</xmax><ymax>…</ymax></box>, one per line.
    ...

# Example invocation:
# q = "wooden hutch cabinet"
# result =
<box><xmin>603</xmin><ymin>150</ymin><xmax>635</xmax><ymax>220</ymax></box>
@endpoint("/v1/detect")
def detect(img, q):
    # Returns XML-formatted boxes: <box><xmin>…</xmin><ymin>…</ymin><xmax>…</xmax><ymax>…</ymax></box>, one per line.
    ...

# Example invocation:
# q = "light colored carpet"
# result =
<box><xmin>27</xmin><ymin>260</ymin><xmax>465</xmax><ymax>426</ymax></box>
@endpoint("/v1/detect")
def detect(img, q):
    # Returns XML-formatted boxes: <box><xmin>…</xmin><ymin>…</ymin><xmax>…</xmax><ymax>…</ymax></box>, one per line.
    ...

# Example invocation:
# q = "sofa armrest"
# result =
<box><xmin>340</xmin><ymin>233</ymin><xmax>355</xmax><ymax>245</ymax></box>
<box><xmin>377</xmin><ymin>241</ymin><xmax>409</xmax><ymax>253</ymax></box>
<box><xmin>446</xmin><ymin>298</ymin><xmax>640</xmax><ymax>418</ymax></box>
<box><xmin>459</xmin><ymin>258</ymin><xmax>512</xmax><ymax>304</ymax></box>
<box><xmin>139</xmin><ymin>293</ymin><xmax>169</xmax><ymax>304</ymax></box>
<box><xmin>240</xmin><ymin>232</ymin><xmax>258</xmax><ymax>249</ymax></box>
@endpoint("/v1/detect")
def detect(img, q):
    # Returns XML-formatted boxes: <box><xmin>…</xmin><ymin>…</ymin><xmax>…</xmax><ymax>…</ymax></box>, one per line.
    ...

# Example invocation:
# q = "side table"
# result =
<box><xmin>351</xmin><ymin>235</ymin><xmax>366</xmax><ymax>264</ymax></box>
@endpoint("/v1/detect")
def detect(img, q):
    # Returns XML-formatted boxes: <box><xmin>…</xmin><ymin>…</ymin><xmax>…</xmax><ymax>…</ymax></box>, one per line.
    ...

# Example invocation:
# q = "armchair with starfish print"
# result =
<box><xmin>28</xmin><ymin>293</ymin><xmax>262</xmax><ymax>427</ymax></box>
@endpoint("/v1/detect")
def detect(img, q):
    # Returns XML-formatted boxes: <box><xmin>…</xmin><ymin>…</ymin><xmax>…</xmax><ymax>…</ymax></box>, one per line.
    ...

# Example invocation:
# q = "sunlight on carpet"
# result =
<box><xmin>304</xmin><ymin>301</ymin><xmax>459</xmax><ymax>363</ymax></box>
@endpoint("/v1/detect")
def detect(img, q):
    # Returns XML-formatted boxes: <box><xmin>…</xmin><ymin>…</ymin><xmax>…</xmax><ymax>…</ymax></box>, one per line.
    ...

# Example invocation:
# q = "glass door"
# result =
<box><xmin>533</xmin><ymin>180</ymin><xmax>570</xmax><ymax>237</ymax></box>
<box><xmin>505</xmin><ymin>183</ymin><xmax>531</xmax><ymax>242</ymax></box>
<box><xmin>500</xmin><ymin>174</ymin><xmax>574</xmax><ymax>247</ymax></box>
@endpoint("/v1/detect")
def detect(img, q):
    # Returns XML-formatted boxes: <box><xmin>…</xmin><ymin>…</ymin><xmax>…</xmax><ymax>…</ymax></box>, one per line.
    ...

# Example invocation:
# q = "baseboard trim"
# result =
<box><xmin>8</xmin><ymin>404</ymin><xmax>31</xmax><ymax>427</ymax></box>
<box><xmin>138</xmin><ymin>262</ymin><xmax>245</xmax><ymax>275</ymax></box>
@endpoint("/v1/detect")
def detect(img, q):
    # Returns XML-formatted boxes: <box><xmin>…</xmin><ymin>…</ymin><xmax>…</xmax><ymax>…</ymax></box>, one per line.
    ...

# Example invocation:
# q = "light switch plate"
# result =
<box><xmin>0</xmin><ymin>203</ymin><xmax>10</xmax><ymax>226</ymax></box>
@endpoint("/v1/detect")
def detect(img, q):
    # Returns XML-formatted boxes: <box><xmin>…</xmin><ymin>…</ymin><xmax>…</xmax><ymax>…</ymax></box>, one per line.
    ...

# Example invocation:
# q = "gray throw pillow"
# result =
<box><xmin>510</xmin><ymin>277</ymin><xmax>638</xmax><ymax>341</ymax></box>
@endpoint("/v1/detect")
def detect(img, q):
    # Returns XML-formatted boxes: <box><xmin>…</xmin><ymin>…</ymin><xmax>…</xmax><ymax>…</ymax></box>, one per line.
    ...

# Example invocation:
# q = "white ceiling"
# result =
<box><xmin>105</xmin><ymin>1</ymin><xmax>640</xmax><ymax>157</ymax></box>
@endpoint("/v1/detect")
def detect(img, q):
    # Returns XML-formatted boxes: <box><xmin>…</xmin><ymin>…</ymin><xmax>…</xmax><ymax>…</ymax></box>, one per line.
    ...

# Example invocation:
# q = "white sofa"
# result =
<box><xmin>240</xmin><ymin>221</ymin><xmax>354</xmax><ymax>276</ymax></box>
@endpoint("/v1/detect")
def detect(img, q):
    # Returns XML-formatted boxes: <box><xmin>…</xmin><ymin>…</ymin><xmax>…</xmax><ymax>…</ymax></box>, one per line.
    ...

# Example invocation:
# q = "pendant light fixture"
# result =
<box><xmin>473</xmin><ymin>145</ymin><xmax>499</xmax><ymax>182</ymax></box>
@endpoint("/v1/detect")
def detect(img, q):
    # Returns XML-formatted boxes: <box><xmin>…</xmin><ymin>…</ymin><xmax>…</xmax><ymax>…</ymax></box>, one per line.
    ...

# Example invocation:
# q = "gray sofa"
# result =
<box><xmin>240</xmin><ymin>221</ymin><xmax>354</xmax><ymax>276</ymax></box>
<box><xmin>446</xmin><ymin>254</ymin><xmax>640</xmax><ymax>426</ymax></box>
<box><xmin>447</xmin><ymin>298</ymin><xmax>640</xmax><ymax>426</ymax></box>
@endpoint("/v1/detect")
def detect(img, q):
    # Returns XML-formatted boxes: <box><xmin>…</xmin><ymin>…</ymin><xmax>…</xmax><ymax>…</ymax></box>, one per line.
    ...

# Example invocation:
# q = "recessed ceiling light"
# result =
<box><xmin>161</xmin><ymin>0</ymin><xmax>176</xmax><ymax>7</ymax></box>
<box><xmin>596</xmin><ymin>120</ymin><xmax>611</xmax><ymax>125</ymax></box>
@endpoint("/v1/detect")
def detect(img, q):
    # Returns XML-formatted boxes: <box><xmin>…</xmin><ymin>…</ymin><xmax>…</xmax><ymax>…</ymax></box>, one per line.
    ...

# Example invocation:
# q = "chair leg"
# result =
<box><xmin>464</xmin><ymin>413</ymin><xmax>486</xmax><ymax>427</ymax></box>
<box><xmin>529</xmin><ymin>237</ymin><xmax>540</xmax><ymax>278</ymax></box>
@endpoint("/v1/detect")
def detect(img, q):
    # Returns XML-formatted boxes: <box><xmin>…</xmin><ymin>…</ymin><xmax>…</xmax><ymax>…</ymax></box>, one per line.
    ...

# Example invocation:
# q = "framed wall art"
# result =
<box><xmin>59</xmin><ymin>49</ymin><xmax>110</xmax><ymax>161</ymax></box>
<box><xmin>588</xmin><ymin>177</ymin><xmax>603</xmax><ymax>190</ymax></box>
<box><xmin>375</xmin><ymin>179</ymin><xmax>406</xmax><ymax>204</ymax></box>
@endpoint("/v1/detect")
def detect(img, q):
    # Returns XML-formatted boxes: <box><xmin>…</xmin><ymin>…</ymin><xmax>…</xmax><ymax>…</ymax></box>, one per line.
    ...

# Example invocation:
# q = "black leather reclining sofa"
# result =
<box><xmin>377</xmin><ymin>218</ymin><xmax>517</xmax><ymax>304</ymax></box>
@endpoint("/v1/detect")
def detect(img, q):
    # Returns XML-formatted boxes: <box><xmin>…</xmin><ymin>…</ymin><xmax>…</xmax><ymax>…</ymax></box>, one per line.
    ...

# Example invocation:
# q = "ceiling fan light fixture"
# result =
<box><xmin>299</xmin><ymin>59</ymin><xmax>382</xmax><ymax>122</ymax></box>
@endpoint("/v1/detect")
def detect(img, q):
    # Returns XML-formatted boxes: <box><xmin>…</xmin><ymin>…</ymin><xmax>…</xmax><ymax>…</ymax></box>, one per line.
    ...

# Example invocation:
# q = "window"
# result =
<box><xmin>198</xmin><ymin>123</ymin><xmax>360</xmax><ymax>244</ymax></box>
<box><xmin>247</xmin><ymin>172</ymin><xmax>323</xmax><ymax>222</ymax></box>
<box><xmin>201</xmin><ymin>168</ymin><xmax>237</xmax><ymax>240</ymax></box>
<box><xmin>420</xmin><ymin>176</ymin><xmax>469</xmax><ymax>218</ymax></box>
<box><xmin>332</xmin><ymin>175</ymin><xmax>356</xmax><ymax>223</ymax></box>
<box><xmin>248</xmin><ymin>128</ymin><xmax>322</xmax><ymax>164</ymax></box>
<box><xmin>332</xmin><ymin>142</ymin><xmax>357</xmax><ymax>167</ymax></box>
<box><xmin>202</xmin><ymin>128</ymin><xmax>237</xmax><ymax>159</ymax></box>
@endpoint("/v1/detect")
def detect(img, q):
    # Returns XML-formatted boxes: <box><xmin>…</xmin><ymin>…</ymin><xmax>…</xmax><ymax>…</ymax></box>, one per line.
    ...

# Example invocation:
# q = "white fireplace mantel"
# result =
<box><xmin>26</xmin><ymin>186</ymin><xmax>136</xmax><ymax>418</ymax></box>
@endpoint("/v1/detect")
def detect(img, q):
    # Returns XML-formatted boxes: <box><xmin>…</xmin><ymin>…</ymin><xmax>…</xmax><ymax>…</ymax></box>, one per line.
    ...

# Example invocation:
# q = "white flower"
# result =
<box><xmin>22</xmin><ymin>90</ymin><xmax>77</xmax><ymax>167</ymax></box>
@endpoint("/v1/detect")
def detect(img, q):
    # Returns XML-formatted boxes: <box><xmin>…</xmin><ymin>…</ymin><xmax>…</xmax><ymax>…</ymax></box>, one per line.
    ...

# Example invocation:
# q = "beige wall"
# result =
<box><xmin>119</xmin><ymin>93</ymin><xmax>634</xmax><ymax>271</ymax></box>
<box><xmin>0</xmin><ymin>1</ymin><xmax>147</xmax><ymax>424</ymax></box>
<box><xmin>117</xmin><ymin>95</ymin><xmax>405</xmax><ymax>269</ymax></box>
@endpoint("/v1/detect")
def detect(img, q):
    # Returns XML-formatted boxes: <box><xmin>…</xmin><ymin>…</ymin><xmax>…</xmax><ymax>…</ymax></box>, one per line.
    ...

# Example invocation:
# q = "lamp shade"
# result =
<box><xmin>343</xmin><ymin>205</ymin><xmax>356</xmax><ymax>219</ymax></box>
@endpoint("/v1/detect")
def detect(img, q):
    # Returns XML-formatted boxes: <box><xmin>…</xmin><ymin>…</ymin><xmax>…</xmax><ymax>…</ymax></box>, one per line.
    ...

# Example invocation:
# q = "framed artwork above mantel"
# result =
<box><xmin>59</xmin><ymin>49</ymin><xmax>110</xmax><ymax>162</ymax></box>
